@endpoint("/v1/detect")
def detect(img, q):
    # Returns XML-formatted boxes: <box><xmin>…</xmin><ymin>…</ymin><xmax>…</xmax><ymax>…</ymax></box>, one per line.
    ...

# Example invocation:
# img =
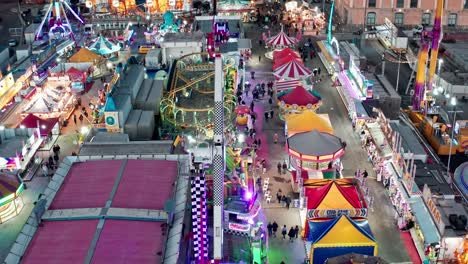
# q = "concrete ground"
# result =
<box><xmin>243</xmin><ymin>22</ymin><xmax>411</xmax><ymax>263</ymax></box>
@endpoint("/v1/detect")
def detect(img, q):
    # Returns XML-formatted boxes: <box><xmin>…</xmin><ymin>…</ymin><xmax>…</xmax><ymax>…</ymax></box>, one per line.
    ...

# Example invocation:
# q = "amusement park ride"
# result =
<box><xmin>36</xmin><ymin>0</ymin><xmax>84</xmax><ymax>41</ymax></box>
<box><xmin>412</xmin><ymin>0</ymin><xmax>443</xmax><ymax>112</ymax></box>
<box><xmin>407</xmin><ymin>0</ymin><xmax>468</xmax><ymax>155</ymax></box>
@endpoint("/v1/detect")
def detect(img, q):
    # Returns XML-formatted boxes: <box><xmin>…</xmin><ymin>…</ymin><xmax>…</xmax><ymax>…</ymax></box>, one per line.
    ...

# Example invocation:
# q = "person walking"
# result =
<box><xmin>272</xmin><ymin>221</ymin><xmax>278</xmax><ymax>237</ymax></box>
<box><xmin>282</xmin><ymin>161</ymin><xmax>287</xmax><ymax>174</ymax></box>
<box><xmin>73</xmin><ymin>114</ymin><xmax>77</xmax><ymax>124</ymax></box>
<box><xmin>257</xmin><ymin>138</ymin><xmax>261</xmax><ymax>149</ymax></box>
<box><xmin>270</xmin><ymin>110</ymin><xmax>274</xmax><ymax>118</ymax></box>
<box><xmin>281</xmin><ymin>225</ymin><xmax>287</xmax><ymax>239</ymax></box>
<box><xmin>259</xmin><ymin>55</ymin><xmax>262</xmax><ymax>62</ymax></box>
<box><xmin>276</xmin><ymin>190</ymin><xmax>282</xmax><ymax>203</ymax></box>
<box><xmin>250</xmin><ymin>101</ymin><xmax>255</xmax><ymax>112</ymax></box>
<box><xmin>285</xmin><ymin>196</ymin><xmax>291</xmax><ymax>209</ymax></box>
<box><xmin>318</xmin><ymin>67</ymin><xmax>321</xmax><ymax>75</ymax></box>
<box><xmin>288</xmin><ymin>227</ymin><xmax>295</xmax><ymax>242</ymax></box>
<box><xmin>273</xmin><ymin>133</ymin><xmax>278</xmax><ymax>144</ymax></box>
<box><xmin>79</xmin><ymin>114</ymin><xmax>84</xmax><ymax>123</ymax></box>
<box><xmin>294</xmin><ymin>225</ymin><xmax>300</xmax><ymax>239</ymax></box>
<box><xmin>251</xmin><ymin>71</ymin><xmax>255</xmax><ymax>79</ymax></box>
<box><xmin>267</xmin><ymin>222</ymin><xmax>273</xmax><ymax>237</ymax></box>
<box><xmin>277</xmin><ymin>162</ymin><xmax>281</xmax><ymax>174</ymax></box>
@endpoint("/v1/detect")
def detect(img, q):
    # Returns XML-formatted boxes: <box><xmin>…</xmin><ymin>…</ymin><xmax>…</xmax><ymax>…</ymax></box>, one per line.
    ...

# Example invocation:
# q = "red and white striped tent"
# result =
<box><xmin>266</xmin><ymin>31</ymin><xmax>298</xmax><ymax>48</ymax></box>
<box><xmin>274</xmin><ymin>60</ymin><xmax>312</xmax><ymax>80</ymax></box>
<box><xmin>275</xmin><ymin>79</ymin><xmax>301</xmax><ymax>92</ymax></box>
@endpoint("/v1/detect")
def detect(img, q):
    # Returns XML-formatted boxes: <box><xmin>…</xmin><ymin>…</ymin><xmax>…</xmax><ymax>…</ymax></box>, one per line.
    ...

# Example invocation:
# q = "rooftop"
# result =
<box><xmin>9</xmin><ymin>157</ymin><xmax>190</xmax><ymax>264</ymax></box>
<box><xmin>162</xmin><ymin>32</ymin><xmax>205</xmax><ymax>43</ymax></box>
<box><xmin>79</xmin><ymin>140</ymin><xmax>183</xmax><ymax>156</ymax></box>
<box><xmin>414</xmin><ymin>161</ymin><xmax>453</xmax><ymax>196</ymax></box>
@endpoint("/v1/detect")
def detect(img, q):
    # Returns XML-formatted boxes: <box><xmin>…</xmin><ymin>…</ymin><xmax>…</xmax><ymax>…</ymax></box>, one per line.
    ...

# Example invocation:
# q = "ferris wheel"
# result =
<box><xmin>35</xmin><ymin>0</ymin><xmax>84</xmax><ymax>41</ymax></box>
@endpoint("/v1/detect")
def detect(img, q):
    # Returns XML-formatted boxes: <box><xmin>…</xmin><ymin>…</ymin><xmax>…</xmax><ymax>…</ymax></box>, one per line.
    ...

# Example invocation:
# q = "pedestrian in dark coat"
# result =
<box><xmin>267</xmin><ymin>222</ymin><xmax>273</xmax><ymax>236</ymax></box>
<box><xmin>272</xmin><ymin>221</ymin><xmax>279</xmax><ymax>237</ymax></box>
<box><xmin>276</xmin><ymin>190</ymin><xmax>282</xmax><ymax>203</ymax></box>
<box><xmin>73</xmin><ymin>114</ymin><xmax>77</xmax><ymax>124</ymax></box>
<box><xmin>294</xmin><ymin>225</ymin><xmax>300</xmax><ymax>239</ymax></box>
<box><xmin>288</xmin><ymin>227</ymin><xmax>295</xmax><ymax>242</ymax></box>
<box><xmin>250</xmin><ymin>101</ymin><xmax>255</xmax><ymax>112</ymax></box>
<box><xmin>277</xmin><ymin>162</ymin><xmax>281</xmax><ymax>174</ymax></box>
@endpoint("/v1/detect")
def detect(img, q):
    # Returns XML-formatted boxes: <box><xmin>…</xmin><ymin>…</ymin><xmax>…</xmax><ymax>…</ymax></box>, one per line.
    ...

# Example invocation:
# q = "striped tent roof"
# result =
<box><xmin>88</xmin><ymin>36</ymin><xmax>121</xmax><ymax>55</ymax></box>
<box><xmin>266</xmin><ymin>31</ymin><xmax>297</xmax><ymax>48</ymax></box>
<box><xmin>274</xmin><ymin>60</ymin><xmax>312</xmax><ymax>79</ymax></box>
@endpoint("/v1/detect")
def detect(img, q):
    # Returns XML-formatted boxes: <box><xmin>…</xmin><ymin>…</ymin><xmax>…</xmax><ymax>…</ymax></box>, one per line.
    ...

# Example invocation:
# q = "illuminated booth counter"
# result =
<box><xmin>0</xmin><ymin>172</ymin><xmax>25</xmax><ymax>224</ymax></box>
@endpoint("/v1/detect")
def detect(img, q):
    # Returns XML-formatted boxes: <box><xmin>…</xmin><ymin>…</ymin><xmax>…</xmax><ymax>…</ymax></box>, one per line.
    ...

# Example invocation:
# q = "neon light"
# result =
<box><xmin>228</xmin><ymin>222</ymin><xmax>250</xmax><ymax>231</ymax></box>
<box><xmin>0</xmin><ymin>193</ymin><xmax>15</xmax><ymax>206</ymax></box>
<box><xmin>62</xmin><ymin>1</ymin><xmax>85</xmax><ymax>24</ymax></box>
<box><xmin>327</xmin><ymin>0</ymin><xmax>335</xmax><ymax>43</ymax></box>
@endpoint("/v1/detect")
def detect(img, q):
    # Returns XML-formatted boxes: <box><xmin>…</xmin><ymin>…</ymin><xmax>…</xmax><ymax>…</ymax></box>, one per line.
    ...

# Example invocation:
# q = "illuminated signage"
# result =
<box><xmin>422</xmin><ymin>184</ymin><xmax>445</xmax><ymax>235</ymax></box>
<box><xmin>228</xmin><ymin>222</ymin><xmax>250</xmax><ymax>232</ymax></box>
<box><xmin>307</xmin><ymin>208</ymin><xmax>368</xmax><ymax>219</ymax></box>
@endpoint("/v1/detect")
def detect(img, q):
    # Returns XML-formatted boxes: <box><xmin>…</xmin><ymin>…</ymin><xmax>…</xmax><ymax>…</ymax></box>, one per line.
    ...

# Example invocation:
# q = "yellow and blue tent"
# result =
<box><xmin>308</xmin><ymin>215</ymin><xmax>377</xmax><ymax>264</ymax></box>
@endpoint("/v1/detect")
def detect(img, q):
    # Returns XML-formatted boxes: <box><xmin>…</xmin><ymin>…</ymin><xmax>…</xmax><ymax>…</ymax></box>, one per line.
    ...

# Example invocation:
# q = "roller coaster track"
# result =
<box><xmin>168</xmin><ymin>59</ymin><xmax>235</xmax><ymax>97</ymax></box>
<box><xmin>176</xmin><ymin>73</ymin><xmax>191</xmax><ymax>84</ymax></box>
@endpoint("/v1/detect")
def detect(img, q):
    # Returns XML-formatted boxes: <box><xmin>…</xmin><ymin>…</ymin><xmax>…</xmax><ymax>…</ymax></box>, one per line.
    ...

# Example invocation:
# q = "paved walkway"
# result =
<box><xmin>243</xmin><ymin>22</ymin><xmax>411</xmax><ymax>263</ymax></box>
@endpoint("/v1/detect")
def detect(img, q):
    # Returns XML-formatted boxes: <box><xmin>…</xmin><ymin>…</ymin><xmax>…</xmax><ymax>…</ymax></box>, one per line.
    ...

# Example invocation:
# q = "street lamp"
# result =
<box><xmin>447</xmin><ymin>97</ymin><xmax>457</xmax><ymax>176</ymax></box>
<box><xmin>437</xmin><ymin>59</ymin><xmax>444</xmax><ymax>93</ymax></box>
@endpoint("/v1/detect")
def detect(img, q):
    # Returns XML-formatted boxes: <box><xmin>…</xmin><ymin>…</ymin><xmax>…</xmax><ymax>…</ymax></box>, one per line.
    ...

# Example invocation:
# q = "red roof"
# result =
<box><xmin>305</xmin><ymin>181</ymin><xmax>363</xmax><ymax>209</ymax></box>
<box><xmin>279</xmin><ymin>86</ymin><xmax>320</xmax><ymax>105</ymax></box>
<box><xmin>273</xmin><ymin>48</ymin><xmax>300</xmax><ymax>62</ymax></box>
<box><xmin>19</xmin><ymin>114</ymin><xmax>58</xmax><ymax>136</ymax></box>
<box><xmin>273</xmin><ymin>54</ymin><xmax>303</xmax><ymax>70</ymax></box>
<box><xmin>66</xmin><ymin>67</ymin><xmax>86</xmax><ymax>82</ymax></box>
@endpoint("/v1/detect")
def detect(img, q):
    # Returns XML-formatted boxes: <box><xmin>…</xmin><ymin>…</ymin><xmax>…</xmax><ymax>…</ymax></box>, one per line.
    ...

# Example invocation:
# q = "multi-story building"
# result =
<box><xmin>335</xmin><ymin>0</ymin><xmax>468</xmax><ymax>29</ymax></box>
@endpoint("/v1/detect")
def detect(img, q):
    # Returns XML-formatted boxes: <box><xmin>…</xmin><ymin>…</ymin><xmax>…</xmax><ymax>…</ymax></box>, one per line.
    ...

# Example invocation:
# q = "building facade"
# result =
<box><xmin>336</xmin><ymin>0</ymin><xmax>468</xmax><ymax>29</ymax></box>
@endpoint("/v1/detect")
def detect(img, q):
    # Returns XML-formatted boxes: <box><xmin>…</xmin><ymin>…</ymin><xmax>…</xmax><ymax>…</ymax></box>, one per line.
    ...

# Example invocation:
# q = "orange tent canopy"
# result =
<box><xmin>285</xmin><ymin>111</ymin><xmax>334</xmax><ymax>136</ymax></box>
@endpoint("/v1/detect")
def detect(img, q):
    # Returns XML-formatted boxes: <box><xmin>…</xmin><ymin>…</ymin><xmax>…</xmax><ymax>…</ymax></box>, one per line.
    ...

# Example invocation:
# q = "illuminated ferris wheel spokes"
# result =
<box><xmin>36</xmin><ymin>0</ymin><xmax>85</xmax><ymax>40</ymax></box>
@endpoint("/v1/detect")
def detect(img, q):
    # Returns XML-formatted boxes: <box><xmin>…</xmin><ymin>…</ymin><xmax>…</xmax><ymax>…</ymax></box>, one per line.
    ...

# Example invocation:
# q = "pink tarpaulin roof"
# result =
<box><xmin>112</xmin><ymin>160</ymin><xmax>178</xmax><ymax>210</ymax></box>
<box><xmin>18</xmin><ymin>114</ymin><xmax>58</xmax><ymax>136</ymax></box>
<box><xmin>279</xmin><ymin>86</ymin><xmax>321</xmax><ymax>105</ymax></box>
<box><xmin>274</xmin><ymin>60</ymin><xmax>312</xmax><ymax>79</ymax></box>
<box><xmin>91</xmin><ymin>220</ymin><xmax>164</xmax><ymax>263</ymax></box>
<box><xmin>22</xmin><ymin>220</ymin><xmax>99</xmax><ymax>264</ymax></box>
<box><xmin>267</xmin><ymin>31</ymin><xmax>297</xmax><ymax>47</ymax></box>
<box><xmin>49</xmin><ymin>160</ymin><xmax>123</xmax><ymax>209</ymax></box>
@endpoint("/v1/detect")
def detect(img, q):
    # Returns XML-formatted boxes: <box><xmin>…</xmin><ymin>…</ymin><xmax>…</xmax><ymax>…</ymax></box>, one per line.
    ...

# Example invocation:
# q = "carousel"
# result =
<box><xmin>274</xmin><ymin>60</ymin><xmax>312</xmax><ymax>80</ymax></box>
<box><xmin>277</xmin><ymin>85</ymin><xmax>322</xmax><ymax>119</ymax></box>
<box><xmin>87</xmin><ymin>35</ymin><xmax>121</xmax><ymax>56</ymax></box>
<box><xmin>264</xmin><ymin>29</ymin><xmax>298</xmax><ymax>58</ymax></box>
<box><xmin>287</xmin><ymin>129</ymin><xmax>345</xmax><ymax>171</ymax></box>
<box><xmin>0</xmin><ymin>172</ymin><xmax>25</xmax><ymax>224</ymax></box>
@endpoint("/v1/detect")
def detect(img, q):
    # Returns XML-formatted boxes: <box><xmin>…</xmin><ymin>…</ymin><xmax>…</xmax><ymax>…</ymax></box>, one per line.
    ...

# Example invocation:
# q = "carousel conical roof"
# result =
<box><xmin>279</xmin><ymin>86</ymin><xmax>321</xmax><ymax>106</ymax></box>
<box><xmin>267</xmin><ymin>31</ymin><xmax>297</xmax><ymax>47</ymax></box>
<box><xmin>88</xmin><ymin>36</ymin><xmax>121</xmax><ymax>55</ymax></box>
<box><xmin>287</xmin><ymin>129</ymin><xmax>344</xmax><ymax>158</ymax></box>
<box><xmin>274</xmin><ymin>60</ymin><xmax>312</xmax><ymax>79</ymax></box>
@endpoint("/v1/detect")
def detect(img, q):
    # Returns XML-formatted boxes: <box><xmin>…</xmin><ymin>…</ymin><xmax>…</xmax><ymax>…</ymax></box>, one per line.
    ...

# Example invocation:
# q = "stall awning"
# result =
<box><xmin>409</xmin><ymin>197</ymin><xmax>441</xmax><ymax>245</ymax></box>
<box><xmin>19</xmin><ymin>114</ymin><xmax>58</xmax><ymax>136</ymax></box>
